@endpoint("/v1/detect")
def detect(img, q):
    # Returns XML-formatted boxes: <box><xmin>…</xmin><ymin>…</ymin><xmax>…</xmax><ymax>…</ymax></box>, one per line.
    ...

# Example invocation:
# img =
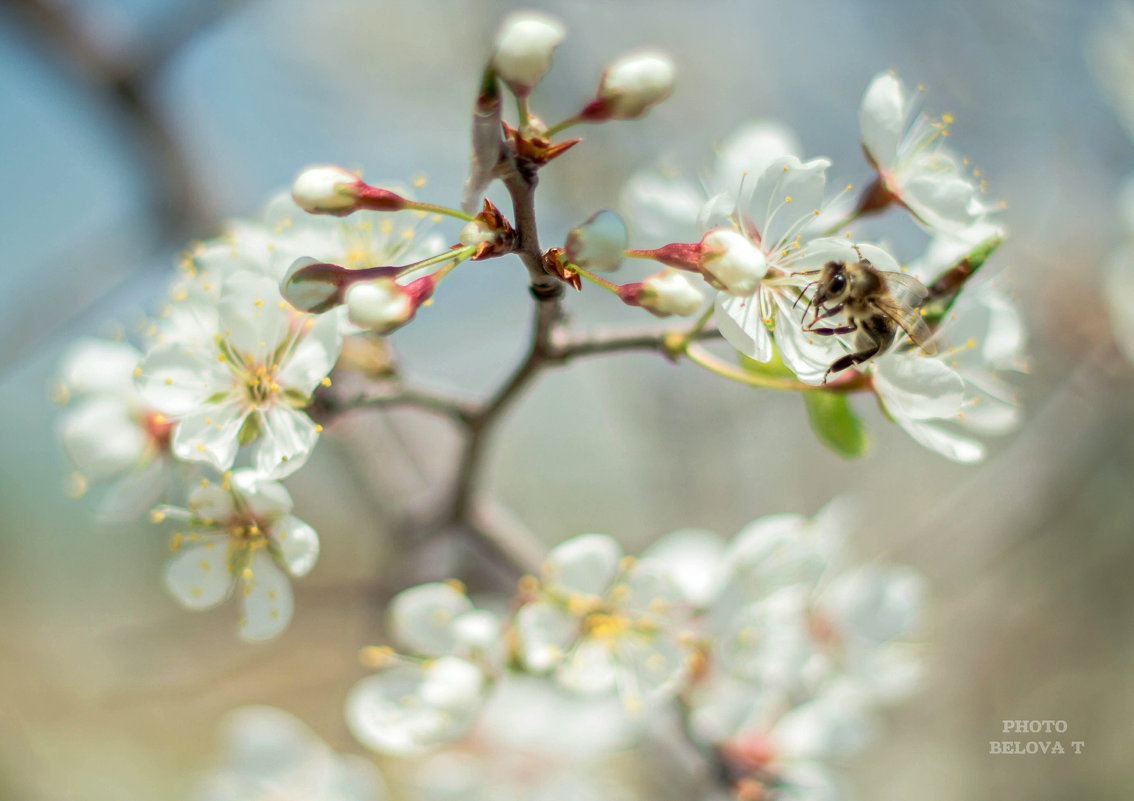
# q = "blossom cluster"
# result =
<box><xmin>617</xmin><ymin>71</ymin><xmax>1025</xmax><ymax>462</ymax></box>
<box><xmin>345</xmin><ymin>504</ymin><xmax>925</xmax><ymax>800</ymax></box>
<box><xmin>55</xmin><ymin>187</ymin><xmax>445</xmax><ymax>639</ymax></box>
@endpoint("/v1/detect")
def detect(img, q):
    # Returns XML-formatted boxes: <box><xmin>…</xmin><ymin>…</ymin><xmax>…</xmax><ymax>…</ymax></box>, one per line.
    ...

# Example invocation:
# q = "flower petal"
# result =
<box><xmin>273</xmin><ymin>515</ymin><xmax>320</xmax><ymax>578</ymax></box>
<box><xmin>745</xmin><ymin>156</ymin><xmax>830</xmax><ymax>252</ymax></box>
<box><xmin>620</xmin><ymin>173</ymin><xmax>703</xmax><ymax>243</ymax></box>
<box><xmin>137</xmin><ymin>343</ymin><xmax>230</xmax><ymax>415</ymax></box>
<box><xmin>165</xmin><ymin>538</ymin><xmax>233</xmax><ymax>610</ymax></box>
<box><xmin>255</xmin><ymin>406</ymin><xmax>319</xmax><ymax>479</ymax></box>
<box><xmin>872</xmin><ymin>353</ymin><xmax>964</xmax><ymax>421</ymax></box>
<box><xmin>716</xmin><ymin>293</ymin><xmax>773</xmax><ymax>361</ymax></box>
<box><xmin>712</xmin><ymin>121</ymin><xmax>801</xmax><ymax>196</ymax></box>
<box><xmin>543</xmin><ymin>533</ymin><xmax>622</xmax><ymax>598</ymax></box>
<box><xmin>276</xmin><ymin>312</ymin><xmax>343</xmax><ymax>397</ymax></box>
<box><xmin>219</xmin><ymin>274</ymin><xmax>292</xmax><ymax>365</ymax></box>
<box><xmin>387</xmin><ymin>582</ymin><xmax>474</xmax><ymax>658</ymax></box>
<box><xmin>59</xmin><ymin>339</ymin><xmax>142</xmax><ymax>398</ymax></box>
<box><xmin>515</xmin><ymin>601</ymin><xmax>579</xmax><ymax>672</ymax></box>
<box><xmin>859</xmin><ymin>72</ymin><xmax>907</xmax><ymax>170</ymax></box>
<box><xmin>238</xmin><ymin>551</ymin><xmax>294</xmax><ymax>641</ymax></box>
<box><xmin>59</xmin><ymin>398</ymin><xmax>149</xmax><ymax>479</ymax></box>
<box><xmin>171</xmin><ymin>400</ymin><xmax>249</xmax><ymax>472</ymax></box>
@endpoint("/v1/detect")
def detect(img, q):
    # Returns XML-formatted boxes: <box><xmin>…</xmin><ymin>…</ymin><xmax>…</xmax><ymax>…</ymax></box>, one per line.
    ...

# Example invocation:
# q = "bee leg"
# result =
<box><xmin>807</xmin><ymin>323</ymin><xmax>857</xmax><ymax>337</ymax></box>
<box><xmin>822</xmin><ymin>337</ymin><xmax>884</xmax><ymax>384</ymax></box>
<box><xmin>805</xmin><ymin>302</ymin><xmax>845</xmax><ymax>330</ymax></box>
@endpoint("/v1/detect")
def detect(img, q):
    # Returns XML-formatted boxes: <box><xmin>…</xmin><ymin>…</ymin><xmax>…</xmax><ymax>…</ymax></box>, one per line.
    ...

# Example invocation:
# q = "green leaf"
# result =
<box><xmin>803</xmin><ymin>391</ymin><xmax>869</xmax><ymax>459</ymax></box>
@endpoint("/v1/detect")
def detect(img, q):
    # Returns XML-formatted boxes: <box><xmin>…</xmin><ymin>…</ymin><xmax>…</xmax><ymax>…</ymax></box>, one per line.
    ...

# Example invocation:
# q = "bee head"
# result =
<box><xmin>814</xmin><ymin>261</ymin><xmax>849</xmax><ymax>307</ymax></box>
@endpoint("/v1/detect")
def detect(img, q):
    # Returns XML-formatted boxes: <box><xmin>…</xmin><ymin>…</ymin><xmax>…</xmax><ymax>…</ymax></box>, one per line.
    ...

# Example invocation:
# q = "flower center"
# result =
<box><xmin>584</xmin><ymin>612</ymin><xmax>632</xmax><ymax>641</ymax></box>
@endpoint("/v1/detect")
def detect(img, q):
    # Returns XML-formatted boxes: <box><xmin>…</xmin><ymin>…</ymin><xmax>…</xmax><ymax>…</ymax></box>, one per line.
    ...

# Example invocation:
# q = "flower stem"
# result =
<box><xmin>397</xmin><ymin>246</ymin><xmax>476</xmax><ymax>278</ymax></box>
<box><xmin>682</xmin><ymin>343</ymin><xmax>811</xmax><ymax>391</ymax></box>
<box><xmin>544</xmin><ymin>114</ymin><xmax>584</xmax><ymax>138</ymax></box>
<box><xmin>572</xmin><ymin>264</ymin><xmax>621</xmax><ymax>294</ymax></box>
<box><xmin>402</xmin><ymin>200</ymin><xmax>474</xmax><ymax>222</ymax></box>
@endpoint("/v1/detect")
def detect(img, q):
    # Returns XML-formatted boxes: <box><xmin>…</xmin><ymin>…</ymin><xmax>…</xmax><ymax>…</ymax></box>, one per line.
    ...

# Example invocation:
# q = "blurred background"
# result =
<box><xmin>2</xmin><ymin>0</ymin><xmax>1134</xmax><ymax>798</ymax></box>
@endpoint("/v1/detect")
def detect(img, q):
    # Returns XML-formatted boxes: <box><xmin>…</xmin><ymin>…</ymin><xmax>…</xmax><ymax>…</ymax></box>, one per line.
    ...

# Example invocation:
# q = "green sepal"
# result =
<box><xmin>238</xmin><ymin>413</ymin><xmax>261</xmax><ymax>445</ymax></box>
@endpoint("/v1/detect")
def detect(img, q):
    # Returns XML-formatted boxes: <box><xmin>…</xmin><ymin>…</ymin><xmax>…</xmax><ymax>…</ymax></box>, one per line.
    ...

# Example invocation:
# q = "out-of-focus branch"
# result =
<box><xmin>552</xmin><ymin>324</ymin><xmax>723</xmax><ymax>361</ymax></box>
<box><xmin>8</xmin><ymin>0</ymin><xmax>232</xmax><ymax>233</ymax></box>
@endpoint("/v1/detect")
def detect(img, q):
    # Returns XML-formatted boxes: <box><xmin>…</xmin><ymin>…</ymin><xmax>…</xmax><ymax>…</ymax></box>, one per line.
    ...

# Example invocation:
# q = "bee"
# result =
<box><xmin>795</xmin><ymin>258</ymin><xmax>936</xmax><ymax>383</ymax></box>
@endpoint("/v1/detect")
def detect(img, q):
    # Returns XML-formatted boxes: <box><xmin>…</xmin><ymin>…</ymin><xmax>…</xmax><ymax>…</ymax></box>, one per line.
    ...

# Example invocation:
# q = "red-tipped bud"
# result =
<box><xmin>579</xmin><ymin>50</ymin><xmax>676</xmax><ymax>122</ymax></box>
<box><xmin>627</xmin><ymin>242</ymin><xmax>703</xmax><ymax>271</ymax></box>
<box><xmin>291</xmin><ymin>166</ymin><xmax>409</xmax><ymax>216</ymax></box>
<box><xmin>280</xmin><ymin>258</ymin><xmax>400</xmax><ymax>314</ymax></box>
<box><xmin>618</xmin><ymin>269</ymin><xmax>705</xmax><ymax>317</ymax></box>
<box><xmin>345</xmin><ymin>274</ymin><xmax>438</xmax><ymax>335</ymax></box>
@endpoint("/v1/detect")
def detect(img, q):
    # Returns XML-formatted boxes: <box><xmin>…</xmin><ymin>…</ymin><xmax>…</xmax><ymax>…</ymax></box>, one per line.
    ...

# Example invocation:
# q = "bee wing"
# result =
<box><xmin>881</xmin><ymin>271</ymin><xmax>930</xmax><ymax>307</ymax></box>
<box><xmin>871</xmin><ymin>296</ymin><xmax>938</xmax><ymax>354</ymax></box>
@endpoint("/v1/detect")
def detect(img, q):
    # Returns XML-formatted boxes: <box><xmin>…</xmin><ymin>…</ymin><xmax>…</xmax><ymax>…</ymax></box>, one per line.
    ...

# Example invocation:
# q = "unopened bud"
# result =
<box><xmin>345</xmin><ymin>273</ymin><xmax>439</xmax><ymax>334</ymax></box>
<box><xmin>291</xmin><ymin>165</ymin><xmax>408</xmax><ymax>216</ymax></box>
<box><xmin>621</xmin><ymin>269</ymin><xmax>704</xmax><ymax>317</ymax></box>
<box><xmin>700</xmin><ymin>229</ymin><xmax>767</xmax><ymax>295</ymax></box>
<box><xmin>583</xmin><ymin>50</ymin><xmax>675</xmax><ymax>121</ymax></box>
<box><xmin>281</xmin><ymin>258</ymin><xmax>401</xmax><ymax>314</ymax></box>
<box><xmin>564</xmin><ymin>210</ymin><xmax>627</xmax><ymax>272</ymax></box>
<box><xmin>492</xmin><ymin>11</ymin><xmax>565</xmax><ymax>96</ymax></box>
<box><xmin>459</xmin><ymin>219</ymin><xmax>496</xmax><ymax>248</ymax></box>
<box><xmin>460</xmin><ymin>199</ymin><xmax>517</xmax><ymax>259</ymax></box>
<box><xmin>280</xmin><ymin>258</ymin><xmax>349</xmax><ymax>313</ymax></box>
<box><xmin>345</xmin><ymin>280</ymin><xmax>415</xmax><ymax>334</ymax></box>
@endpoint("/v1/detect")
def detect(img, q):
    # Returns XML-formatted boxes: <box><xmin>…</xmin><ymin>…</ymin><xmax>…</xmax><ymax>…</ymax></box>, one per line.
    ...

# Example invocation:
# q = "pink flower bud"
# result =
<box><xmin>620</xmin><ymin>269</ymin><xmax>705</xmax><ymax>317</ymax></box>
<box><xmin>581</xmin><ymin>50</ymin><xmax>675</xmax><ymax>122</ymax></box>
<box><xmin>291</xmin><ymin>166</ymin><xmax>408</xmax><ymax>216</ymax></box>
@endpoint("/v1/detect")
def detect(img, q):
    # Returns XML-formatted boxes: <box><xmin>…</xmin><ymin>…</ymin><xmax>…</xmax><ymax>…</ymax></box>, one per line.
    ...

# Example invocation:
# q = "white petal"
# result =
<box><xmin>746</xmin><ymin>156</ymin><xmax>829</xmax><ymax>252</ymax></box>
<box><xmin>255</xmin><ymin>406</ymin><xmax>319</xmax><ymax>479</ymax></box>
<box><xmin>543</xmin><ymin>533</ymin><xmax>622</xmax><ymax>598</ymax></box>
<box><xmin>218</xmin><ymin>274</ymin><xmax>292</xmax><ymax>364</ymax></box>
<box><xmin>859</xmin><ymin>71</ymin><xmax>907</xmax><ymax>170</ymax></box>
<box><xmin>620</xmin><ymin>173</ymin><xmax>703</xmax><ymax>243</ymax></box>
<box><xmin>712</xmin><ymin>121</ymin><xmax>801</xmax><ymax>195</ymax></box>
<box><xmin>165</xmin><ymin>538</ymin><xmax>233</xmax><ymax>609</ymax></box>
<box><xmin>388</xmin><ymin>582</ymin><xmax>474</xmax><ymax>657</ymax></box>
<box><xmin>898</xmin><ymin>418</ymin><xmax>986</xmax><ymax>463</ymax></box>
<box><xmin>773</xmin><ymin>682</ymin><xmax>873</xmax><ymax>760</ymax></box>
<box><xmin>418</xmin><ymin>657</ymin><xmax>485</xmax><ymax>709</ymax></box>
<box><xmin>97</xmin><ymin>457</ymin><xmax>167</xmax><ymax>522</ymax></box>
<box><xmin>59</xmin><ymin>338</ymin><xmax>142</xmax><ymax>398</ymax></box>
<box><xmin>230</xmin><ymin>469</ymin><xmax>295</xmax><ymax>519</ymax></box>
<box><xmin>611</xmin><ymin>632</ymin><xmax>692</xmax><ymax>702</ymax></box>
<box><xmin>273</xmin><ymin>515</ymin><xmax>320</xmax><ymax>577</ymax></box>
<box><xmin>515</xmin><ymin>601</ymin><xmax>579</xmax><ymax>672</ymax></box>
<box><xmin>277</xmin><ymin>312</ymin><xmax>343</xmax><ymax>397</ymax></box>
<box><xmin>640</xmin><ymin>528</ymin><xmax>727</xmax><ymax>608</ymax></box>
<box><xmin>137</xmin><ymin>343</ymin><xmax>230</xmax><ymax>415</ymax></box>
<box><xmin>820</xmin><ymin>565</ymin><xmax>926</xmax><ymax>643</ymax></box>
<box><xmin>716</xmin><ymin>293</ymin><xmax>773</xmax><ymax>362</ymax></box>
<box><xmin>901</xmin><ymin>169</ymin><xmax>983</xmax><ymax>233</ymax></box>
<box><xmin>188</xmin><ymin>482</ymin><xmax>238</xmax><ymax>522</ymax></box>
<box><xmin>772</xmin><ymin>293</ymin><xmax>850</xmax><ymax>385</ymax></box>
<box><xmin>557</xmin><ymin>639</ymin><xmax>618</xmax><ymax>695</ymax></box>
<box><xmin>217</xmin><ymin>705</ymin><xmax>319</xmax><ymax>775</ymax></box>
<box><xmin>345</xmin><ymin>663</ymin><xmax>481</xmax><ymax>755</ymax></box>
<box><xmin>872</xmin><ymin>353</ymin><xmax>964</xmax><ymax>421</ymax></box>
<box><xmin>239</xmin><ymin>551</ymin><xmax>294</xmax><ymax>641</ymax></box>
<box><xmin>59</xmin><ymin>398</ymin><xmax>149</xmax><ymax>479</ymax></box>
<box><xmin>171</xmin><ymin>400</ymin><xmax>249</xmax><ymax>472</ymax></box>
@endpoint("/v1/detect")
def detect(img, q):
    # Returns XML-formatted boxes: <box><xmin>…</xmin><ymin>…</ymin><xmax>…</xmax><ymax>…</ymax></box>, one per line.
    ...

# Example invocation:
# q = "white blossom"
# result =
<box><xmin>859</xmin><ymin>71</ymin><xmax>993</xmax><ymax>234</ymax></box>
<box><xmin>158</xmin><ymin>470</ymin><xmax>319</xmax><ymax>641</ymax></box>
<box><xmin>138</xmin><ymin>273</ymin><xmax>342</xmax><ymax>479</ymax></box>
<box><xmin>193</xmin><ymin>705</ymin><xmax>385</xmax><ymax>801</ymax></box>
<box><xmin>514</xmin><ymin>533</ymin><xmax>696</xmax><ymax>709</ymax></box>
<box><xmin>56</xmin><ymin>338</ymin><xmax>176</xmax><ymax>520</ymax></box>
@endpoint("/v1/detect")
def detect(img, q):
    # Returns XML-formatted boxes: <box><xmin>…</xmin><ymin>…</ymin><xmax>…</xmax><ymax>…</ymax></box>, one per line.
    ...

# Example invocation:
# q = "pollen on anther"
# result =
<box><xmin>320</xmin><ymin>377</ymin><xmax>332</xmax><ymax>387</ymax></box>
<box><xmin>785</xmin><ymin>196</ymin><xmax>792</xmax><ymax>203</ymax></box>
<box><xmin>133</xmin><ymin>366</ymin><xmax>143</xmax><ymax>378</ymax></box>
<box><xmin>314</xmin><ymin>424</ymin><xmax>324</xmax><ymax>433</ymax></box>
<box><xmin>149</xmin><ymin>510</ymin><xmax>166</xmax><ymax>523</ymax></box>
<box><xmin>165</xmin><ymin>378</ymin><xmax>173</xmax><ymax>385</ymax></box>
